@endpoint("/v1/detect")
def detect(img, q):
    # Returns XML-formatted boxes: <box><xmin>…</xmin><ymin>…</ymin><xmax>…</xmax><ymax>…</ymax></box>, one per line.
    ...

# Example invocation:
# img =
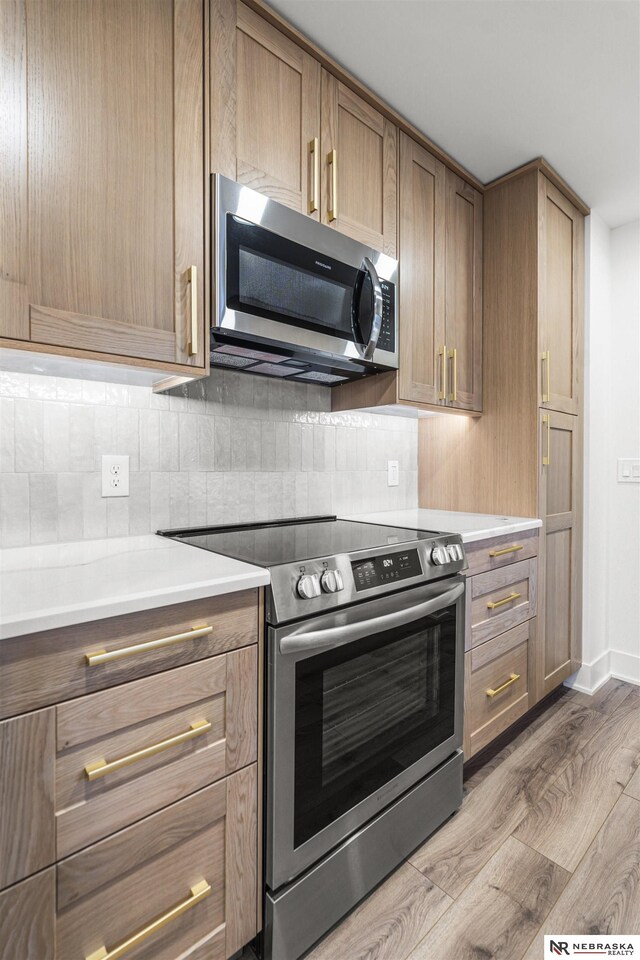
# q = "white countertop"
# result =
<box><xmin>0</xmin><ymin>535</ymin><xmax>269</xmax><ymax>640</ymax></box>
<box><xmin>345</xmin><ymin>508</ymin><xmax>542</xmax><ymax>543</ymax></box>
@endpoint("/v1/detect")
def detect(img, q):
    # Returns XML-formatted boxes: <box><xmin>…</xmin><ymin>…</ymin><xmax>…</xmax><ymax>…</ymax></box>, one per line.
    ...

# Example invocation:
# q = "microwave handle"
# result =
<box><xmin>279</xmin><ymin>581</ymin><xmax>464</xmax><ymax>656</ymax></box>
<box><xmin>361</xmin><ymin>257</ymin><xmax>383</xmax><ymax>361</ymax></box>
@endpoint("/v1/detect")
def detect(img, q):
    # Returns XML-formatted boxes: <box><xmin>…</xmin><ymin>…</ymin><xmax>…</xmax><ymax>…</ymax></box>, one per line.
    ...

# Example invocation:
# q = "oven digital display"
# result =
<box><xmin>351</xmin><ymin>549</ymin><xmax>422</xmax><ymax>591</ymax></box>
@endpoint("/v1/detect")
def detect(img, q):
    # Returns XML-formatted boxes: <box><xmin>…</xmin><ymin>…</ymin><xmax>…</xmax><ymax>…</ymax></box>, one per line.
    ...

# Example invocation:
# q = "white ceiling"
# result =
<box><xmin>268</xmin><ymin>0</ymin><xmax>640</xmax><ymax>227</ymax></box>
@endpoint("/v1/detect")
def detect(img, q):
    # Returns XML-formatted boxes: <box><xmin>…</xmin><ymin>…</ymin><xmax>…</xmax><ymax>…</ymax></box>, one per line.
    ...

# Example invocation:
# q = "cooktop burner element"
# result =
<box><xmin>159</xmin><ymin>515</ymin><xmax>466</xmax><ymax>625</ymax></box>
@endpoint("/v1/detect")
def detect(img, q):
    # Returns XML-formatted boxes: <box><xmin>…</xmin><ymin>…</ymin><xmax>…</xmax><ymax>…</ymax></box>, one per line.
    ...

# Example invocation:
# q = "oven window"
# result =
<box><xmin>293</xmin><ymin>605</ymin><xmax>457</xmax><ymax>848</ymax></box>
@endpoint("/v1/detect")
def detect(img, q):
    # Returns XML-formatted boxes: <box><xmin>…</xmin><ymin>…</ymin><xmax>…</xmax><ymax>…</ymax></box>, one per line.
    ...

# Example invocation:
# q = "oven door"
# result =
<box><xmin>266</xmin><ymin>576</ymin><xmax>465</xmax><ymax>891</ymax></box>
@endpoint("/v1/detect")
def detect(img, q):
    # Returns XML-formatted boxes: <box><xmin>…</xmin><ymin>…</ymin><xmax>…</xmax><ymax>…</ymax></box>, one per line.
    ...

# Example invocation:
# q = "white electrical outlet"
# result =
<box><xmin>387</xmin><ymin>460</ymin><xmax>399</xmax><ymax>487</ymax></box>
<box><xmin>101</xmin><ymin>455</ymin><xmax>130</xmax><ymax>497</ymax></box>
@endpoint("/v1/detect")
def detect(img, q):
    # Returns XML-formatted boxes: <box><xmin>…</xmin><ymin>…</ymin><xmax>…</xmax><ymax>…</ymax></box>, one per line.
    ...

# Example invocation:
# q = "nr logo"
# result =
<box><xmin>550</xmin><ymin>943</ymin><xmax>570</xmax><ymax>956</ymax></box>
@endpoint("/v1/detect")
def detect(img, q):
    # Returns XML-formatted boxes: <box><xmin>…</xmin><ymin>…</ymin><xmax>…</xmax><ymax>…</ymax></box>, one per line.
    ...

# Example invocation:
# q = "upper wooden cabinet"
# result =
<box><xmin>398</xmin><ymin>135</ymin><xmax>446</xmax><ymax>406</ymax></box>
<box><xmin>539</xmin><ymin>177</ymin><xmax>584</xmax><ymax>415</ymax></box>
<box><xmin>213</xmin><ymin>2</ymin><xmax>398</xmax><ymax>254</ymax></box>
<box><xmin>394</xmin><ymin>135</ymin><xmax>481</xmax><ymax>412</ymax></box>
<box><xmin>444</xmin><ymin>171</ymin><xmax>483</xmax><ymax>412</ymax></box>
<box><xmin>321</xmin><ymin>75</ymin><xmax>397</xmax><ymax>255</ymax></box>
<box><xmin>229</xmin><ymin>3</ymin><xmax>321</xmax><ymax>215</ymax></box>
<box><xmin>0</xmin><ymin>0</ymin><xmax>207</xmax><ymax>380</ymax></box>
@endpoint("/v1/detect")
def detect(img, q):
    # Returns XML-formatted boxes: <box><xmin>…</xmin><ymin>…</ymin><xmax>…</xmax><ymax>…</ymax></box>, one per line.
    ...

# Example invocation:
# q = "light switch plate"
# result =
<box><xmin>617</xmin><ymin>458</ymin><xmax>640</xmax><ymax>483</ymax></box>
<box><xmin>387</xmin><ymin>460</ymin><xmax>399</xmax><ymax>487</ymax></box>
<box><xmin>101</xmin><ymin>455</ymin><xmax>130</xmax><ymax>497</ymax></box>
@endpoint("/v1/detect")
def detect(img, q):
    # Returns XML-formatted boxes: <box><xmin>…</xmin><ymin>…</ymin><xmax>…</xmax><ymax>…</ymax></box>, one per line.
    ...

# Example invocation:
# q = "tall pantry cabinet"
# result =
<box><xmin>420</xmin><ymin>161</ymin><xmax>587</xmax><ymax>703</ymax></box>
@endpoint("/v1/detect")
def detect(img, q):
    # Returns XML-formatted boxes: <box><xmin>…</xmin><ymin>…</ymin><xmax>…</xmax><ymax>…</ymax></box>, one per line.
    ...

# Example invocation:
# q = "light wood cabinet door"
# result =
<box><xmin>398</xmin><ymin>134</ymin><xmax>446</xmax><ymax>405</ymax></box>
<box><xmin>0</xmin><ymin>0</ymin><xmax>29</xmax><ymax>342</ymax></box>
<box><xmin>0</xmin><ymin>868</ymin><xmax>55</xmax><ymax>960</ymax></box>
<box><xmin>539</xmin><ymin>176</ymin><xmax>584</xmax><ymax>415</ymax></box>
<box><xmin>444</xmin><ymin>170</ymin><xmax>483</xmax><ymax>411</ymax></box>
<box><xmin>235</xmin><ymin>3</ymin><xmax>321</xmax><ymax>215</ymax></box>
<box><xmin>0</xmin><ymin>709</ymin><xmax>55</xmax><ymax>889</ymax></box>
<box><xmin>536</xmin><ymin>409</ymin><xmax>581</xmax><ymax>700</ymax></box>
<box><xmin>21</xmin><ymin>0</ymin><xmax>206</xmax><ymax>368</ymax></box>
<box><xmin>321</xmin><ymin>73</ymin><xmax>397</xmax><ymax>255</ymax></box>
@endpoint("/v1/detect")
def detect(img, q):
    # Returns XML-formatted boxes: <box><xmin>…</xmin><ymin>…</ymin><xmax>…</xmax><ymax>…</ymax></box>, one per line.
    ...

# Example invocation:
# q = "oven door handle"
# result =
<box><xmin>361</xmin><ymin>256</ymin><xmax>383</xmax><ymax>361</ymax></box>
<box><xmin>278</xmin><ymin>582</ymin><xmax>464</xmax><ymax>656</ymax></box>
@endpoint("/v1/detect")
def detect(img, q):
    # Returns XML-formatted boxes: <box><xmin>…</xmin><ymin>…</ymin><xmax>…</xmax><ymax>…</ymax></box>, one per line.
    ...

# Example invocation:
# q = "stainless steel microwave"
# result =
<box><xmin>212</xmin><ymin>175</ymin><xmax>398</xmax><ymax>385</ymax></box>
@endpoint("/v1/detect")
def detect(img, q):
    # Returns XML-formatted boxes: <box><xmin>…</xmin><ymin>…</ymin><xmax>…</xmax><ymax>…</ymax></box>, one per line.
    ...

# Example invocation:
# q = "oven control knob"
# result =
<box><xmin>297</xmin><ymin>574</ymin><xmax>321</xmax><ymax>599</ymax></box>
<box><xmin>321</xmin><ymin>569</ymin><xmax>344</xmax><ymax>594</ymax></box>
<box><xmin>431</xmin><ymin>545</ymin><xmax>448</xmax><ymax>565</ymax></box>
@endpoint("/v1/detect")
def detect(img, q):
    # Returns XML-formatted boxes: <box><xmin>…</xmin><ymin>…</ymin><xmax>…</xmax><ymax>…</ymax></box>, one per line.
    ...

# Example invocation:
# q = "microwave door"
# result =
<box><xmin>352</xmin><ymin>257</ymin><xmax>383</xmax><ymax>361</ymax></box>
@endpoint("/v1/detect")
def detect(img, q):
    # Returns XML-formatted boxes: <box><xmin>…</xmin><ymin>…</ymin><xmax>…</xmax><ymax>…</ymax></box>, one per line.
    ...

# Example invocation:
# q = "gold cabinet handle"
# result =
<box><xmin>486</xmin><ymin>592</ymin><xmax>521</xmax><ymax>610</ymax></box>
<box><xmin>541</xmin><ymin>350</ymin><xmax>550</xmax><ymax>403</ymax></box>
<box><xmin>449</xmin><ymin>347</ymin><xmax>458</xmax><ymax>403</ymax></box>
<box><xmin>84</xmin><ymin>719</ymin><xmax>212</xmax><ymax>781</ymax></box>
<box><xmin>327</xmin><ymin>148</ymin><xmax>338</xmax><ymax>221</ymax></box>
<box><xmin>86</xmin><ymin>879</ymin><xmax>212</xmax><ymax>960</ymax></box>
<box><xmin>542</xmin><ymin>413</ymin><xmax>550</xmax><ymax>466</ymax></box>
<box><xmin>488</xmin><ymin>544</ymin><xmax>524</xmax><ymax>557</ymax></box>
<box><xmin>308</xmin><ymin>137</ymin><xmax>319</xmax><ymax>214</ymax></box>
<box><xmin>187</xmin><ymin>264</ymin><xmax>198</xmax><ymax>357</ymax></box>
<box><xmin>85</xmin><ymin>624</ymin><xmax>213</xmax><ymax>666</ymax></box>
<box><xmin>438</xmin><ymin>344</ymin><xmax>447</xmax><ymax>401</ymax></box>
<box><xmin>486</xmin><ymin>673</ymin><xmax>520</xmax><ymax>698</ymax></box>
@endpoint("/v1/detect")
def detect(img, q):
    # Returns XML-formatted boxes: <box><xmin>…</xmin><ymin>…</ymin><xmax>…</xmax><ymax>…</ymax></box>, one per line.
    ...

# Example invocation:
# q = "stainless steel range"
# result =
<box><xmin>160</xmin><ymin>516</ymin><xmax>466</xmax><ymax>960</ymax></box>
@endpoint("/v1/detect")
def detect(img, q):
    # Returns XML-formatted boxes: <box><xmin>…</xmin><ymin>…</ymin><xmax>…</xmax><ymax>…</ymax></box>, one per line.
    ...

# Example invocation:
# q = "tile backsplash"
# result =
<box><xmin>0</xmin><ymin>369</ymin><xmax>418</xmax><ymax>547</ymax></box>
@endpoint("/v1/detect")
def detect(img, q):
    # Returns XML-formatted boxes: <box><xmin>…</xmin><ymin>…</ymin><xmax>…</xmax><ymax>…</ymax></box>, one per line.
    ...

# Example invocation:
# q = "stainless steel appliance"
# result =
<box><xmin>212</xmin><ymin>175</ymin><xmax>398</xmax><ymax>385</ymax></box>
<box><xmin>160</xmin><ymin>517</ymin><xmax>465</xmax><ymax>960</ymax></box>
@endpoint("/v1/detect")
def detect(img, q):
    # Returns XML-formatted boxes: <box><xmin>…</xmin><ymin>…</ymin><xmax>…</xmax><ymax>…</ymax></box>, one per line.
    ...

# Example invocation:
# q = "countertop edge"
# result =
<box><xmin>0</xmin><ymin>569</ymin><xmax>270</xmax><ymax>641</ymax></box>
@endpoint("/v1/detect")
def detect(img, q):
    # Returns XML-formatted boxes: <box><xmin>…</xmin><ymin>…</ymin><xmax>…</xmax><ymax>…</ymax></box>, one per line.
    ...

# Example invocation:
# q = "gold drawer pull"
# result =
<box><xmin>308</xmin><ymin>137</ymin><xmax>319</xmax><ymax>214</ymax></box>
<box><xmin>488</xmin><ymin>544</ymin><xmax>524</xmax><ymax>558</ymax></box>
<box><xmin>85</xmin><ymin>720</ymin><xmax>211</xmax><ymax>781</ymax></box>
<box><xmin>541</xmin><ymin>350</ymin><xmax>550</xmax><ymax>403</ymax></box>
<box><xmin>86</xmin><ymin>879</ymin><xmax>212</xmax><ymax>960</ymax></box>
<box><xmin>187</xmin><ymin>264</ymin><xmax>198</xmax><ymax>357</ymax></box>
<box><xmin>438</xmin><ymin>344</ymin><xmax>447</xmax><ymax>401</ymax></box>
<box><xmin>449</xmin><ymin>347</ymin><xmax>458</xmax><ymax>403</ymax></box>
<box><xmin>486</xmin><ymin>673</ymin><xmax>520</xmax><ymax>698</ymax></box>
<box><xmin>85</xmin><ymin>625</ymin><xmax>212</xmax><ymax>666</ymax></box>
<box><xmin>327</xmin><ymin>147</ymin><xmax>338</xmax><ymax>221</ymax></box>
<box><xmin>486</xmin><ymin>592</ymin><xmax>521</xmax><ymax>610</ymax></box>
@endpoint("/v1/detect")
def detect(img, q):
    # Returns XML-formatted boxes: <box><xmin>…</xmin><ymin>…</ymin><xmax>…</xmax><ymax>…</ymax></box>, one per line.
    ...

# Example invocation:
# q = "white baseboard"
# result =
<box><xmin>609</xmin><ymin>649</ymin><xmax>640</xmax><ymax>686</ymax></box>
<box><xmin>564</xmin><ymin>649</ymin><xmax>640</xmax><ymax>695</ymax></box>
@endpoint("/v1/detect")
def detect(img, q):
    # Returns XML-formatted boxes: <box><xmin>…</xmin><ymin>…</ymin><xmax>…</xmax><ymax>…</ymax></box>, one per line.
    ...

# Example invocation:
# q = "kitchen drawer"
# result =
<box><xmin>464</xmin><ymin>530</ymin><xmax>539</xmax><ymax>577</ymax></box>
<box><xmin>55</xmin><ymin>649</ymin><xmax>257</xmax><ymax>858</ymax></box>
<box><xmin>56</xmin><ymin>782</ymin><xmax>228</xmax><ymax>960</ymax></box>
<box><xmin>467</xmin><ymin>558</ymin><xmax>537</xmax><ymax>649</ymax></box>
<box><xmin>463</xmin><ymin>620</ymin><xmax>531</xmax><ymax>759</ymax></box>
<box><xmin>0</xmin><ymin>590</ymin><xmax>259</xmax><ymax>720</ymax></box>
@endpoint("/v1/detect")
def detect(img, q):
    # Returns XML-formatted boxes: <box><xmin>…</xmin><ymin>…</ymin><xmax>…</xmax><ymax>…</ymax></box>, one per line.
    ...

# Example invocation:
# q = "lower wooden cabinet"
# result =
<box><xmin>0</xmin><ymin>769</ymin><xmax>256</xmax><ymax>960</ymax></box>
<box><xmin>0</xmin><ymin>593</ymin><xmax>262</xmax><ymax>960</ymax></box>
<box><xmin>464</xmin><ymin>620</ymin><xmax>532</xmax><ymax>758</ymax></box>
<box><xmin>537</xmin><ymin>409</ymin><xmax>582</xmax><ymax>699</ymax></box>
<box><xmin>463</xmin><ymin>531</ymin><xmax>539</xmax><ymax>759</ymax></box>
<box><xmin>0</xmin><ymin>868</ymin><xmax>55</xmax><ymax>960</ymax></box>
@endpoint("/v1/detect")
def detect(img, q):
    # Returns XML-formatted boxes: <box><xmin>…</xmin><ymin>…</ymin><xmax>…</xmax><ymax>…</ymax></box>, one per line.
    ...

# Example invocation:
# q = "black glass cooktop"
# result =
<box><xmin>159</xmin><ymin>516</ymin><xmax>437</xmax><ymax>567</ymax></box>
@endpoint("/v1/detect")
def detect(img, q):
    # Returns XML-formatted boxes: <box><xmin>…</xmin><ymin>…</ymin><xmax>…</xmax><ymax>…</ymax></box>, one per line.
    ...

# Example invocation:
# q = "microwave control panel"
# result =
<box><xmin>352</xmin><ymin>548</ymin><xmax>422</xmax><ymax>591</ymax></box>
<box><xmin>377</xmin><ymin>281</ymin><xmax>396</xmax><ymax>353</ymax></box>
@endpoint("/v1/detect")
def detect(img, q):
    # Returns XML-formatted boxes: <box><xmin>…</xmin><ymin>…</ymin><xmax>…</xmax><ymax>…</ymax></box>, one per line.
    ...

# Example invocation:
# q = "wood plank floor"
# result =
<box><xmin>300</xmin><ymin>680</ymin><xmax>640</xmax><ymax>960</ymax></box>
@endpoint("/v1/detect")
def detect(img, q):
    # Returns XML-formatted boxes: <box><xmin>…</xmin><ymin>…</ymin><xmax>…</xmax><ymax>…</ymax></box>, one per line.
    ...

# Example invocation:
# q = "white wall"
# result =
<box><xmin>607</xmin><ymin>220</ymin><xmax>640</xmax><ymax>677</ymax></box>
<box><xmin>572</xmin><ymin>214</ymin><xmax>640</xmax><ymax>691</ymax></box>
